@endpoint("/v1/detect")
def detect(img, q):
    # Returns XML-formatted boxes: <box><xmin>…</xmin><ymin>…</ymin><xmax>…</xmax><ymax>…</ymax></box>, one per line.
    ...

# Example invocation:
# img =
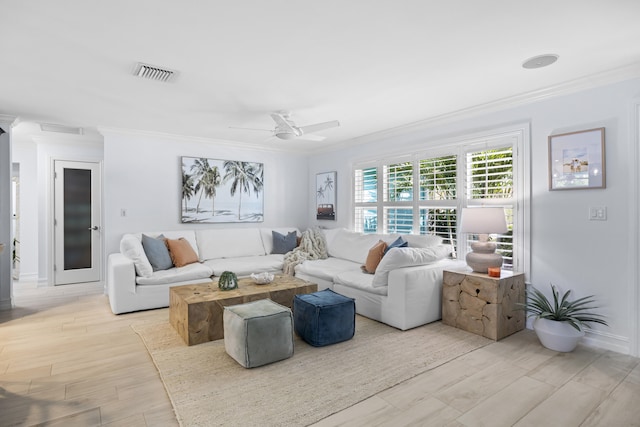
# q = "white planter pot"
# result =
<box><xmin>533</xmin><ymin>317</ymin><xmax>585</xmax><ymax>352</ymax></box>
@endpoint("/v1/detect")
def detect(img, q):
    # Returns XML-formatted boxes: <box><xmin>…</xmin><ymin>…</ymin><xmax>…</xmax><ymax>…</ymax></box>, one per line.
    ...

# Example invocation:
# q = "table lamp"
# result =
<box><xmin>459</xmin><ymin>207</ymin><xmax>508</xmax><ymax>273</ymax></box>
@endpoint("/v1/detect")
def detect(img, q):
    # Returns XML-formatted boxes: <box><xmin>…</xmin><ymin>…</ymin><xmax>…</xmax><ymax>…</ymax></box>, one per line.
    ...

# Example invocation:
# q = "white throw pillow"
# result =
<box><xmin>120</xmin><ymin>234</ymin><xmax>153</xmax><ymax>278</ymax></box>
<box><xmin>371</xmin><ymin>245</ymin><xmax>449</xmax><ymax>287</ymax></box>
<box><xmin>402</xmin><ymin>234</ymin><xmax>443</xmax><ymax>248</ymax></box>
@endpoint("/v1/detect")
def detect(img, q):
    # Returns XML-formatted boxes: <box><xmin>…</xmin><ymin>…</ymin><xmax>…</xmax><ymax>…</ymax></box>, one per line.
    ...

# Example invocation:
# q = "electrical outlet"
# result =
<box><xmin>589</xmin><ymin>206</ymin><xmax>607</xmax><ymax>221</ymax></box>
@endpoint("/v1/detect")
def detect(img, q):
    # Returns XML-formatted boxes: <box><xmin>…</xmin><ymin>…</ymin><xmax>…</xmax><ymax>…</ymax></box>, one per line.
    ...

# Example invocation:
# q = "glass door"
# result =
<box><xmin>54</xmin><ymin>160</ymin><xmax>102</xmax><ymax>285</ymax></box>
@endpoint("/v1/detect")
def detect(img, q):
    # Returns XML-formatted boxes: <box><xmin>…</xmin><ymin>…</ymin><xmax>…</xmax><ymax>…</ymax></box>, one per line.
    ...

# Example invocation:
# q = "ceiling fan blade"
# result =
<box><xmin>229</xmin><ymin>126</ymin><xmax>273</xmax><ymax>133</ymax></box>
<box><xmin>269</xmin><ymin>113</ymin><xmax>296</xmax><ymax>133</ymax></box>
<box><xmin>297</xmin><ymin>133</ymin><xmax>326</xmax><ymax>141</ymax></box>
<box><xmin>298</xmin><ymin>120</ymin><xmax>340</xmax><ymax>135</ymax></box>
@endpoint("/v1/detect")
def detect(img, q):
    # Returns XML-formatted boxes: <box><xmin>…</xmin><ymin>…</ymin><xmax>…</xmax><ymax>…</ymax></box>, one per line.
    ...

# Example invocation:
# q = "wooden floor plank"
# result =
<box><xmin>1</xmin><ymin>280</ymin><xmax>639</xmax><ymax>427</ymax></box>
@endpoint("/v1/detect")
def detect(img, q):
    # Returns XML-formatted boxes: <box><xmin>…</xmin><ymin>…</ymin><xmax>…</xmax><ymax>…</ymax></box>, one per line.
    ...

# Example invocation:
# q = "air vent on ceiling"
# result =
<box><xmin>40</xmin><ymin>123</ymin><xmax>84</xmax><ymax>135</ymax></box>
<box><xmin>133</xmin><ymin>62</ymin><xmax>176</xmax><ymax>82</ymax></box>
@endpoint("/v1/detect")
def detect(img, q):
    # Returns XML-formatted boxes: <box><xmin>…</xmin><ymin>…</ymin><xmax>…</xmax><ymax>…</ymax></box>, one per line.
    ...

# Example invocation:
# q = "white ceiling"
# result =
<box><xmin>2</xmin><ymin>0</ymin><xmax>640</xmax><ymax>151</ymax></box>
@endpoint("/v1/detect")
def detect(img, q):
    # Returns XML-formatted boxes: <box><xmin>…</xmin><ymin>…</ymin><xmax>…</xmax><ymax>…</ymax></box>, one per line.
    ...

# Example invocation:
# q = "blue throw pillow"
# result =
<box><xmin>272</xmin><ymin>231</ymin><xmax>297</xmax><ymax>254</ymax></box>
<box><xmin>384</xmin><ymin>236</ymin><xmax>408</xmax><ymax>255</ymax></box>
<box><xmin>141</xmin><ymin>234</ymin><xmax>174</xmax><ymax>271</ymax></box>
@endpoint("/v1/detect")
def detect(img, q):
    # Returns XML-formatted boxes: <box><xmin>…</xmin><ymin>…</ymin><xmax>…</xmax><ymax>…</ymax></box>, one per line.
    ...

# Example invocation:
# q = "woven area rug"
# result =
<box><xmin>132</xmin><ymin>312</ymin><xmax>491</xmax><ymax>427</ymax></box>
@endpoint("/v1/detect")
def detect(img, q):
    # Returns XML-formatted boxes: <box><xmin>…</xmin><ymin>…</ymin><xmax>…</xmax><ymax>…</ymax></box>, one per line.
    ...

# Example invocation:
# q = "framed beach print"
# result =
<box><xmin>316</xmin><ymin>171</ymin><xmax>336</xmax><ymax>220</ymax></box>
<box><xmin>181</xmin><ymin>156</ymin><xmax>264</xmax><ymax>223</ymax></box>
<box><xmin>548</xmin><ymin>127</ymin><xmax>605</xmax><ymax>190</ymax></box>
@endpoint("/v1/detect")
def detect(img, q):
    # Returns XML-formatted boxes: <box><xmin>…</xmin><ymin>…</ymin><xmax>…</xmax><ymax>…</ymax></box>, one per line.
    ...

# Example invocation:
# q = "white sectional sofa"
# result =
<box><xmin>108</xmin><ymin>226</ymin><xmax>461</xmax><ymax>331</ymax></box>
<box><xmin>107</xmin><ymin>227</ymin><xmax>298</xmax><ymax>314</ymax></box>
<box><xmin>294</xmin><ymin>228</ymin><xmax>460</xmax><ymax>330</ymax></box>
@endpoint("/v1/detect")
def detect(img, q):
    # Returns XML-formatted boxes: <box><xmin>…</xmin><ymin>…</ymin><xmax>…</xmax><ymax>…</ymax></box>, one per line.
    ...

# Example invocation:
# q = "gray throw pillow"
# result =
<box><xmin>141</xmin><ymin>234</ymin><xmax>174</xmax><ymax>271</ymax></box>
<box><xmin>272</xmin><ymin>231</ymin><xmax>297</xmax><ymax>254</ymax></box>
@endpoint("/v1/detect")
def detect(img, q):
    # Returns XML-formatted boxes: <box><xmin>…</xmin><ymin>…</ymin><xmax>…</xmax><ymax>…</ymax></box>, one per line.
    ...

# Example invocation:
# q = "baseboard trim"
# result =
<box><xmin>583</xmin><ymin>330</ymin><xmax>629</xmax><ymax>355</ymax></box>
<box><xmin>0</xmin><ymin>297</ymin><xmax>14</xmax><ymax>311</ymax></box>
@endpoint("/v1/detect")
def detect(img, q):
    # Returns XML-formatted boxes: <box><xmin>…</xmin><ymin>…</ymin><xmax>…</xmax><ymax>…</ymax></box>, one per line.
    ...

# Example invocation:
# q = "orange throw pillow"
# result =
<box><xmin>165</xmin><ymin>237</ymin><xmax>198</xmax><ymax>267</ymax></box>
<box><xmin>362</xmin><ymin>240</ymin><xmax>388</xmax><ymax>274</ymax></box>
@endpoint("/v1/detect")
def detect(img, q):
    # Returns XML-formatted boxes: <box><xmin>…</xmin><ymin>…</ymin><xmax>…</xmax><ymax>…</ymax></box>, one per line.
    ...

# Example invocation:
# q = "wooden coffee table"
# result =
<box><xmin>169</xmin><ymin>274</ymin><xmax>317</xmax><ymax>346</ymax></box>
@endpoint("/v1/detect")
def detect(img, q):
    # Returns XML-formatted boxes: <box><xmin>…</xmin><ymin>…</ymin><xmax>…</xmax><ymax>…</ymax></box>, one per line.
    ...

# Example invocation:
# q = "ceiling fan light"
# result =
<box><xmin>275</xmin><ymin>132</ymin><xmax>296</xmax><ymax>140</ymax></box>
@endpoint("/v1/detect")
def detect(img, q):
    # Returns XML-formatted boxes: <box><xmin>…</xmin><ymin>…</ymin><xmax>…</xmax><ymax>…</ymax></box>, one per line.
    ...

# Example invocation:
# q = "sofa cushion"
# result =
<box><xmin>402</xmin><ymin>234</ymin><xmax>444</xmax><ymax>248</ymax></box>
<box><xmin>333</xmin><ymin>270</ymin><xmax>388</xmax><ymax>296</ymax></box>
<box><xmin>196</xmin><ymin>228</ymin><xmax>265</xmax><ymax>260</ymax></box>
<box><xmin>120</xmin><ymin>234</ymin><xmax>153</xmax><ymax>278</ymax></box>
<box><xmin>141</xmin><ymin>234</ymin><xmax>173</xmax><ymax>271</ymax></box>
<box><xmin>326</xmin><ymin>229</ymin><xmax>382</xmax><ymax>264</ymax></box>
<box><xmin>165</xmin><ymin>237</ymin><xmax>199</xmax><ymax>267</ymax></box>
<box><xmin>203</xmin><ymin>254</ymin><xmax>284</xmax><ymax>277</ymax></box>
<box><xmin>294</xmin><ymin>257</ymin><xmax>362</xmax><ymax>282</ymax></box>
<box><xmin>135</xmin><ymin>262</ymin><xmax>213</xmax><ymax>285</ymax></box>
<box><xmin>322</xmin><ymin>228</ymin><xmax>343</xmax><ymax>248</ymax></box>
<box><xmin>362</xmin><ymin>240</ymin><xmax>387</xmax><ymax>273</ymax></box>
<box><xmin>260</xmin><ymin>228</ymin><xmax>300</xmax><ymax>255</ymax></box>
<box><xmin>372</xmin><ymin>245</ymin><xmax>450</xmax><ymax>287</ymax></box>
<box><xmin>271</xmin><ymin>230</ymin><xmax>297</xmax><ymax>254</ymax></box>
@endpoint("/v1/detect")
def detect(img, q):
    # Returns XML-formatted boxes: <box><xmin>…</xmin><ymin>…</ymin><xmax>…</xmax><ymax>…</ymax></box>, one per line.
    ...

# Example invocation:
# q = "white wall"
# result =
<box><xmin>308</xmin><ymin>78</ymin><xmax>640</xmax><ymax>355</ymax></box>
<box><xmin>11</xmin><ymin>138</ymin><xmax>38</xmax><ymax>281</ymax></box>
<box><xmin>102</xmin><ymin>130</ymin><xmax>309</xmax><ymax>258</ymax></box>
<box><xmin>0</xmin><ymin>121</ymin><xmax>14</xmax><ymax>310</ymax></box>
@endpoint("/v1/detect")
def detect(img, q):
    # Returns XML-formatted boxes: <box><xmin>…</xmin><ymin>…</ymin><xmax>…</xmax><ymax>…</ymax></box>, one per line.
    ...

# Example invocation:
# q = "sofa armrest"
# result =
<box><xmin>107</xmin><ymin>253</ymin><xmax>137</xmax><ymax>314</ymax></box>
<box><xmin>383</xmin><ymin>261</ymin><xmax>456</xmax><ymax>329</ymax></box>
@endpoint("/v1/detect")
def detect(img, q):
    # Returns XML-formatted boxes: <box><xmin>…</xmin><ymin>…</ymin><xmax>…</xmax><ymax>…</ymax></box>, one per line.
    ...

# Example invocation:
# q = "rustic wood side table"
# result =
<box><xmin>442</xmin><ymin>269</ymin><xmax>525</xmax><ymax>340</ymax></box>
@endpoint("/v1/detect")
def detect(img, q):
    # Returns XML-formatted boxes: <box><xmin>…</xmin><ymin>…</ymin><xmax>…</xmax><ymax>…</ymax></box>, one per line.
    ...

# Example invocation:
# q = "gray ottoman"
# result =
<box><xmin>223</xmin><ymin>299</ymin><xmax>294</xmax><ymax>368</ymax></box>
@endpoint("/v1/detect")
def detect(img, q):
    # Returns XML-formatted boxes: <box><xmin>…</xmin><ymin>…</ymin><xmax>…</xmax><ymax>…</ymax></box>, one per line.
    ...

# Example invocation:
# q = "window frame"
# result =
<box><xmin>352</xmin><ymin>124</ymin><xmax>529</xmax><ymax>274</ymax></box>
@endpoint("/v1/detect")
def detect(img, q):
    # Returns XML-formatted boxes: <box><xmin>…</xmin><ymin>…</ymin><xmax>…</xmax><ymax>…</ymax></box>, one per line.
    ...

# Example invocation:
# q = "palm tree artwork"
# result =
<box><xmin>223</xmin><ymin>160</ymin><xmax>264</xmax><ymax>220</ymax></box>
<box><xmin>181</xmin><ymin>170</ymin><xmax>195</xmax><ymax>215</ymax></box>
<box><xmin>181</xmin><ymin>156</ymin><xmax>264</xmax><ymax>223</ymax></box>
<box><xmin>316</xmin><ymin>171</ymin><xmax>336</xmax><ymax>220</ymax></box>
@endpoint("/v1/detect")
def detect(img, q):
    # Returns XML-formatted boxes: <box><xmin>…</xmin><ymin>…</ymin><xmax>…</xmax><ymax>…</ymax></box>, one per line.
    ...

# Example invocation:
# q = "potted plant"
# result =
<box><xmin>520</xmin><ymin>284</ymin><xmax>608</xmax><ymax>352</ymax></box>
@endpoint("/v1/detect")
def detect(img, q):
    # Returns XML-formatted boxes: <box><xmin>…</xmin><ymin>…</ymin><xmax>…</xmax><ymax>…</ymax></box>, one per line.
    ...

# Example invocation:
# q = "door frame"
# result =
<box><xmin>48</xmin><ymin>157</ymin><xmax>104</xmax><ymax>286</ymax></box>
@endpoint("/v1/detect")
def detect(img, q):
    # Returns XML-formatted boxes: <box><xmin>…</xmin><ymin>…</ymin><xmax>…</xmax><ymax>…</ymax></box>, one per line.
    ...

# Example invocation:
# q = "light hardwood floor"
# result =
<box><xmin>1</xmin><ymin>281</ymin><xmax>638</xmax><ymax>427</ymax></box>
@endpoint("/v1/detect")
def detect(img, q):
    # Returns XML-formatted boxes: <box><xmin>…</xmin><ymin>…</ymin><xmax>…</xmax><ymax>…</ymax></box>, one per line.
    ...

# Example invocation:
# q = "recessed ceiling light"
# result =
<box><xmin>522</xmin><ymin>54</ymin><xmax>559</xmax><ymax>69</ymax></box>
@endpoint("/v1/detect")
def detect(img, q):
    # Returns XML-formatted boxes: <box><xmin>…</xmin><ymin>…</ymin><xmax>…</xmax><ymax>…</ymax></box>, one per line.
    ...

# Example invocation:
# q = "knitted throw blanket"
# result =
<box><xmin>283</xmin><ymin>228</ymin><xmax>328</xmax><ymax>275</ymax></box>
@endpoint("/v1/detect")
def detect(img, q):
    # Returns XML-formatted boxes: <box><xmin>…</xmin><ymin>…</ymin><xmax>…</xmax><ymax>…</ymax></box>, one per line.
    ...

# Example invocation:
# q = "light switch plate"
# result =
<box><xmin>589</xmin><ymin>206</ymin><xmax>607</xmax><ymax>221</ymax></box>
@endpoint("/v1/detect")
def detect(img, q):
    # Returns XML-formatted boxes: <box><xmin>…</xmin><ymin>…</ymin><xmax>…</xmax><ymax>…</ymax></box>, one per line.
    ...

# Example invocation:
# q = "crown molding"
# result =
<box><xmin>315</xmin><ymin>62</ymin><xmax>640</xmax><ymax>154</ymax></box>
<box><xmin>0</xmin><ymin>114</ymin><xmax>18</xmax><ymax>130</ymax></box>
<box><xmin>96</xmin><ymin>126</ymin><xmax>308</xmax><ymax>154</ymax></box>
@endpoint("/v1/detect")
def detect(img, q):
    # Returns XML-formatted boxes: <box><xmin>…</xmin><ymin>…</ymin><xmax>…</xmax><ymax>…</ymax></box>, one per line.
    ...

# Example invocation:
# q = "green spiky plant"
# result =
<box><xmin>520</xmin><ymin>284</ymin><xmax>608</xmax><ymax>331</ymax></box>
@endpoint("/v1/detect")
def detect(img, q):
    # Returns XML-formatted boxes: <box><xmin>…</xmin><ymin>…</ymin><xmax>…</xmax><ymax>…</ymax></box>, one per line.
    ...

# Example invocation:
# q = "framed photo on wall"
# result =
<box><xmin>548</xmin><ymin>127</ymin><xmax>605</xmax><ymax>190</ymax></box>
<box><xmin>316</xmin><ymin>171</ymin><xmax>336</xmax><ymax>220</ymax></box>
<box><xmin>181</xmin><ymin>156</ymin><xmax>264</xmax><ymax>223</ymax></box>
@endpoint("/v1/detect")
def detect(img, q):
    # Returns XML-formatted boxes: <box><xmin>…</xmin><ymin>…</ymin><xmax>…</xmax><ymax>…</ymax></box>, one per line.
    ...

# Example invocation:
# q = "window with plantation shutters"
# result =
<box><xmin>353</xmin><ymin>124</ymin><xmax>527</xmax><ymax>273</ymax></box>
<box><xmin>419</xmin><ymin>155</ymin><xmax>457</xmax><ymax>201</ymax></box>
<box><xmin>465</xmin><ymin>146</ymin><xmax>515</xmax><ymax>268</ymax></box>
<box><xmin>384</xmin><ymin>162</ymin><xmax>413</xmax><ymax>202</ymax></box>
<box><xmin>466</xmin><ymin>147</ymin><xmax>513</xmax><ymax>200</ymax></box>
<box><xmin>354</xmin><ymin>166</ymin><xmax>378</xmax><ymax>233</ymax></box>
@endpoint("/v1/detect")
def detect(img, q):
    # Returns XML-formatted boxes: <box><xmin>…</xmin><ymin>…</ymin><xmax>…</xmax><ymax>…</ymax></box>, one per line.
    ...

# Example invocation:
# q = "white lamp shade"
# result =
<box><xmin>459</xmin><ymin>207</ymin><xmax>508</xmax><ymax>234</ymax></box>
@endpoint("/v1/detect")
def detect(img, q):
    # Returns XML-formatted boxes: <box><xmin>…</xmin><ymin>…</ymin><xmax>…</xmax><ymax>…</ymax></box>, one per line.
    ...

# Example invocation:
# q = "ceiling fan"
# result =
<box><xmin>231</xmin><ymin>111</ymin><xmax>340</xmax><ymax>141</ymax></box>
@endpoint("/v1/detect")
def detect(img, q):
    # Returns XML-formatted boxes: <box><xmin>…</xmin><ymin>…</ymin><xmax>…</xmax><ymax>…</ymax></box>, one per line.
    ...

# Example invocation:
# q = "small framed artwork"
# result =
<box><xmin>548</xmin><ymin>127</ymin><xmax>605</xmax><ymax>190</ymax></box>
<box><xmin>316</xmin><ymin>171</ymin><xmax>336</xmax><ymax>220</ymax></box>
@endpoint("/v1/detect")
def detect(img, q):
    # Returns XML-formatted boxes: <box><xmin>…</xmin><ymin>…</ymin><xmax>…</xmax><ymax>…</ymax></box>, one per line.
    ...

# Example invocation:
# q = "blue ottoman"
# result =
<box><xmin>293</xmin><ymin>289</ymin><xmax>355</xmax><ymax>347</ymax></box>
